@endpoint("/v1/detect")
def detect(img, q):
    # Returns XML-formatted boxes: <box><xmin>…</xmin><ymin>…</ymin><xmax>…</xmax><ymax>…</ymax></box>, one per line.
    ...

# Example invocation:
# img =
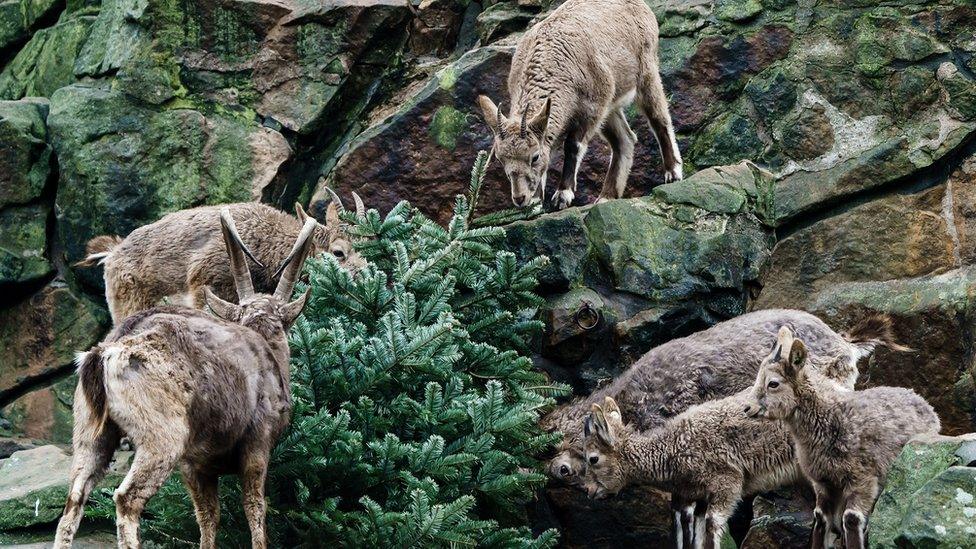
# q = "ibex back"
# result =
<box><xmin>478</xmin><ymin>0</ymin><xmax>682</xmax><ymax>210</ymax></box>
<box><xmin>78</xmin><ymin>190</ymin><xmax>365</xmax><ymax>324</ymax></box>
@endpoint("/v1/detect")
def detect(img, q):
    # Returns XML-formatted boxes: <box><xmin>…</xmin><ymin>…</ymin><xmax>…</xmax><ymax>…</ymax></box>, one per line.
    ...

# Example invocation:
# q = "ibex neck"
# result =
<box><xmin>621</xmin><ymin>430</ymin><xmax>674</xmax><ymax>485</ymax></box>
<box><xmin>785</xmin><ymin>378</ymin><xmax>837</xmax><ymax>453</ymax></box>
<box><xmin>243</xmin><ymin>317</ymin><xmax>292</xmax><ymax>386</ymax></box>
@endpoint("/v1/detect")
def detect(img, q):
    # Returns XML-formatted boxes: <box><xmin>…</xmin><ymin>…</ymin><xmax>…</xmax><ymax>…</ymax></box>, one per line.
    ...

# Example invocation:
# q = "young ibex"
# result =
<box><xmin>744</xmin><ymin>327</ymin><xmax>941</xmax><ymax>549</ymax></box>
<box><xmin>582</xmin><ymin>394</ymin><xmax>802</xmax><ymax>549</ymax></box>
<box><xmin>78</xmin><ymin>190</ymin><xmax>365</xmax><ymax>323</ymax></box>
<box><xmin>543</xmin><ymin>310</ymin><xmax>900</xmax><ymax>487</ymax></box>
<box><xmin>54</xmin><ymin>209</ymin><xmax>315</xmax><ymax>549</ymax></box>
<box><xmin>477</xmin><ymin>0</ymin><xmax>682</xmax><ymax>210</ymax></box>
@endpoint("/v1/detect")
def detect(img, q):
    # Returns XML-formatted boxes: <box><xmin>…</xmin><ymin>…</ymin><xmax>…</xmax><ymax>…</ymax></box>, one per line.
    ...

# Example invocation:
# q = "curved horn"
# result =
<box><xmin>273</xmin><ymin>217</ymin><xmax>317</xmax><ymax>301</ymax></box>
<box><xmin>520</xmin><ymin>103</ymin><xmax>530</xmax><ymax>137</ymax></box>
<box><xmin>219</xmin><ymin>208</ymin><xmax>255</xmax><ymax>301</ymax></box>
<box><xmin>324</xmin><ymin>186</ymin><xmax>346</xmax><ymax>212</ymax></box>
<box><xmin>351</xmin><ymin>191</ymin><xmax>365</xmax><ymax>218</ymax></box>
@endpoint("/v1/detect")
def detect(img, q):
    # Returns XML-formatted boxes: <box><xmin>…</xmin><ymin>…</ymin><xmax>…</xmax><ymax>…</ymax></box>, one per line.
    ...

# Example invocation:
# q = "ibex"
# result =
<box><xmin>582</xmin><ymin>394</ymin><xmax>802</xmax><ymax>549</ymax></box>
<box><xmin>53</xmin><ymin>209</ymin><xmax>314</xmax><ymax>549</ymax></box>
<box><xmin>543</xmin><ymin>310</ymin><xmax>901</xmax><ymax>486</ymax></box>
<box><xmin>744</xmin><ymin>327</ymin><xmax>940</xmax><ymax>549</ymax></box>
<box><xmin>477</xmin><ymin>0</ymin><xmax>682</xmax><ymax>210</ymax></box>
<box><xmin>78</xmin><ymin>190</ymin><xmax>365</xmax><ymax>323</ymax></box>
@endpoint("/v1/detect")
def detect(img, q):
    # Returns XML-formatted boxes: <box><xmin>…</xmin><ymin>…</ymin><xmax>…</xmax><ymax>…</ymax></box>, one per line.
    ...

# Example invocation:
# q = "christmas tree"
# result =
<box><xmin>92</xmin><ymin>152</ymin><xmax>566</xmax><ymax>547</ymax></box>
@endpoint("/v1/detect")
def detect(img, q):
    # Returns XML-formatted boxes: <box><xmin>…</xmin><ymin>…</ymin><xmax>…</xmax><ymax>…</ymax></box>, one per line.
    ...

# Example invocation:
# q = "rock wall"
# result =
<box><xmin>0</xmin><ymin>0</ymin><xmax>975</xmax><ymax>545</ymax></box>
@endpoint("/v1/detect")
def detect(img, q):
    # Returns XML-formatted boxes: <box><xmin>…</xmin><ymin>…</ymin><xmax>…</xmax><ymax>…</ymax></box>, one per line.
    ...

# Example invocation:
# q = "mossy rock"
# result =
<box><xmin>0</xmin><ymin>98</ymin><xmax>51</xmax><ymax>208</ymax></box>
<box><xmin>0</xmin><ymin>0</ymin><xmax>61</xmax><ymax>53</ymax></box>
<box><xmin>0</xmin><ymin>445</ymin><xmax>129</xmax><ymax>531</ymax></box>
<box><xmin>48</xmin><ymin>83</ymin><xmax>281</xmax><ymax>282</ymax></box>
<box><xmin>0</xmin><ymin>11</ymin><xmax>97</xmax><ymax>99</ymax></box>
<box><xmin>872</xmin><ymin>434</ymin><xmax>976</xmax><ymax>548</ymax></box>
<box><xmin>0</xmin><ymin>203</ymin><xmax>51</xmax><ymax>285</ymax></box>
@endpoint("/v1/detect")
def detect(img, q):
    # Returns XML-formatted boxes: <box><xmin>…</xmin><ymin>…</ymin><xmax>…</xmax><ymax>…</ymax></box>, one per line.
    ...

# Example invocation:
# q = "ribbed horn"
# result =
<box><xmin>218</xmin><ymin>208</ymin><xmax>255</xmax><ymax>301</ymax></box>
<box><xmin>352</xmin><ymin>191</ymin><xmax>365</xmax><ymax>218</ymax></box>
<box><xmin>273</xmin><ymin>217</ymin><xmax>317</xmax><ymax>300</ymax></box>
<box><xmin>324</xmin><ymin>186</ymin><xmax>346</xmax><ymax>212</ymax></box>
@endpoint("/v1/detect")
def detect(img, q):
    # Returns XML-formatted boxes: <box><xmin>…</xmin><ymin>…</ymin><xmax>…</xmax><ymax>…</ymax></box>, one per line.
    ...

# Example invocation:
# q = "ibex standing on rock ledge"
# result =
<box><xmin>478</xmin><ymin>0</ymin><xmax>682</xmax><ymax>210</ymax></box>
<box><xmin>54</xmin><ymin>209</ymin><xmax>316</xmax><ymax>549</ymax></box>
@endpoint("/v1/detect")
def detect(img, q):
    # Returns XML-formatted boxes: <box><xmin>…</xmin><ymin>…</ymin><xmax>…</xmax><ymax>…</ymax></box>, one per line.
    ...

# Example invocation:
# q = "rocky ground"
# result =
<box><xmin>1</xmin><ymin>0</ymin><xmax>975</xmax><ymax>546</ymax></box>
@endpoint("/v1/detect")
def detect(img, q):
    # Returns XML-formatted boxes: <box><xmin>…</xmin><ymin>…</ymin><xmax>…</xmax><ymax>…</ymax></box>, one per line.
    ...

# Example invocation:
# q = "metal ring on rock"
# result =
<box><xmin>574</xmin><ymin>301</ymin><xmax>600</xmax><ymax>331</ymax></box>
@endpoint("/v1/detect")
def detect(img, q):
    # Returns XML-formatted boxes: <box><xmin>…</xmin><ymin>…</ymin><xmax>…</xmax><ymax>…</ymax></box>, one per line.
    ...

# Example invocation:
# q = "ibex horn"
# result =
<box><xmin>219</xmin><ymin>208</ymin><xmax>258</xmax><ymax>300</ymax></box>
<box><xmin>351</xmin><ymin>191</ymin><xmax>365</xmax><ymax>218</ymax></box>
<box><xmin>273</xmin><ymin>217</ymin><xmax>318</xmax><ymax>298</ymax></box>
<box><xmin>324</xmin><ymin>186</ymin><xmax>346</xmax><ymax>212</ymax></box>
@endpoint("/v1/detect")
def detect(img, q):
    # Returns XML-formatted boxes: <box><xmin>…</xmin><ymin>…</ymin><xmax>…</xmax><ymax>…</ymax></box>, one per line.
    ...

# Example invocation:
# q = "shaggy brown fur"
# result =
<box><xmin>544</xmin><ymin>310</ymin><xmax>901</xmax><ymax>486</ymax></box>
<box><xmin>477</xmin><ymin>0</ymin><xmax>681</xmax><ymax>210</ymax></box>
<box><xmin>79</xmin><ymin>198</ymin><xmax>365</xmax><ymax>324</ymax></box>
<box><xmin>54</xmin><ymin>209</ymin><xmax>316</xmax><ymax>549</ymax></box>
<box><xmin>583</xmin><ymin>395</ymin><xmax>801</xmax><ymax>549</ymax></box>
<box><xmin>744</xmin><ymin>327</ymin><xmax>940</xmax><ymax>549</ymax></box>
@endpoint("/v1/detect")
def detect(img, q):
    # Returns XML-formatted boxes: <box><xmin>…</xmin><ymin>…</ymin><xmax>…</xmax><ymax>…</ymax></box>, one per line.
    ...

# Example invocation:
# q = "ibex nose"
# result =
<box><xmin>513</xmin><ymin>195</ymin><xmax>528</xmax><ymax>207</ymax></box>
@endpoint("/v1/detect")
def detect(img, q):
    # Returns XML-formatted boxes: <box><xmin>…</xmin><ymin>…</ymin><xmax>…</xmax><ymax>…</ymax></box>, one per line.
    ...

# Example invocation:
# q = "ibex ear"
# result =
<box><xmin>204</xmin><ymin>287</ymin><xmax>240</xmax><ymax>321</ymax></box>
<box><xmin>478</xmin><ymin>95</ymin><xmax>503</xmax><ymax>135</ymax></box>
<box><xmin>785</xmin><ymin>339</ymin><xmax>808</xmax><ymax>378</ymax></box>
<box><xmin>603</xmin><ymin>396</ymin><xmax>622</xmax><ymax>422</ymax></box>
<box><xmin>281</xmin><ymin>288</ymin><xmax>310</xmax><ymax>327</ymax></box>
<box><xmin>588</xmin><ymin>404</ymin><xmax>616</xmax><ymax>447</ymax></box>
<box><xmin>529</xmin><ymin>97</ymin><xmax>551</xmax><ymax>136</ymax></box>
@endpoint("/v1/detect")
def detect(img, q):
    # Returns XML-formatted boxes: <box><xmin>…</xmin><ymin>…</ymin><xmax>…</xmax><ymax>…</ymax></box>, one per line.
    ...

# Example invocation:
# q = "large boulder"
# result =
<box><xmin>0</xmin><ymin>0</ymin><xmax>61</xmax><ymax>55</ymax></box>
<box><xmin>0</xmin><ymin>375</ymin><xmax>76</xmax><ymax>444</ymax></box>
<box><xmin>0</xmin><ymin>445</ymin><xmax>129</xmax><ymax>532</ymax></box>
<box><xmin>0</xmin><ymin>10</ymin><xmax>97</xmax><ymax>99</ymax></box>
<box><xmin>506</xmin><ymin>170</ymin><xmax>773</xmax><ymax>388</ymax></box>
<box><xmin>0</xmin><ymin>282</ymin><xmax>105</xmax><ymax>405</ymax></box>
<box><xmin>806</xmin><ymin>268</ymin><xmax>976</xmax><ymax>434</ymax></box>
<box><xmin>0</xmin><ymin>98</ymin><xmax>53</xmax><ymax>287</ymax></box>
<box><xmin>48</xmin><ymin>83</ymin><xmax>290</xmax><ymax>282</ymax></box>
<box><xmin>871</xmin><ymin>433</ymin><xmax>976</xmax><ymax>548</ymax></box>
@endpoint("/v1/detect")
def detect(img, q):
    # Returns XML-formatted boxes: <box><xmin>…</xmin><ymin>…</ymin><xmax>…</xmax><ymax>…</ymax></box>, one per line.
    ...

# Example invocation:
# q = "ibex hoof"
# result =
<box><xmin>664</xmin><ymin>164</ymin><xmax>684</xmax><ymax>183</ymax></box>
<box><xmin>551</xmin><ymin>189</ymin><xmax>575</xmax><ymax>210</ymax></box>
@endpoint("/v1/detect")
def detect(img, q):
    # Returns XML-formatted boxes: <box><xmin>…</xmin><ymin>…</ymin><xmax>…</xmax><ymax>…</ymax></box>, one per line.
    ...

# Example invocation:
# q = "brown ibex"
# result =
<box><xmin>744</xmin><ymin>327</ymin><xmax>940</xmax><ymax>549</ymax></box>
<box><xmin>53</xmin><ymin>209</ymin><xmax>315</xmax><ymax>549</ymax></box>
<box><xmin>477</xmin><ymin>0</ymin><xmax>682</xmax><ymax>210</ymax></box>
<box><xmin>543</xmin><ymin>310</ymin><xmax>902</xmax><ymax>486</ymax></box>
<box><xmin>78</xmin><ymin>190</ymin><xmax>365</xmax><ymax>324</ymax></box>
<box><xmin>582</xmin><ymin>394</ymin><xmax>803</xmax><ymax>549</ymax></box>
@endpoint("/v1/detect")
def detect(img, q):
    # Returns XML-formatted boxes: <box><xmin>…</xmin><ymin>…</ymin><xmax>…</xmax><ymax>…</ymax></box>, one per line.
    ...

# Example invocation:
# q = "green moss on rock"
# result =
<box><xmin>429</xmin><ymin>105</ymin><xmax>467</xmax><ymax>150</ymax></box>
<box><xmin>0</xmin><ymin>12</ymin><xmax>96</xmax><ymax>99</ymax></box>
<box><xmin>0</xmin><ymin>203</ymin><xmax>51</xmax><ymax>285</ymax></box>
<box><xmin>0</xmin><ymin>98</ymin><xmax>50</xmax><ymax>208</ymax></box>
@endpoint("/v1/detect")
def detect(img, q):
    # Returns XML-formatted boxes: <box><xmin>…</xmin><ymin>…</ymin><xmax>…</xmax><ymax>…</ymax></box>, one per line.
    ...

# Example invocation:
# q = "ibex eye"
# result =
<box><xmin>588</xmin><ymin>456</ymin><xmax>599</xmax><ymax>465</ymax></box>
<box><xmin>531</xmin><ymin>152</ymin><xmax>540</xmax><ymax>164</ymax></box>
<box><xmin>768</xmin><ymin>380</ymin><xmax>780</xmax><ymax>389</ymax></box>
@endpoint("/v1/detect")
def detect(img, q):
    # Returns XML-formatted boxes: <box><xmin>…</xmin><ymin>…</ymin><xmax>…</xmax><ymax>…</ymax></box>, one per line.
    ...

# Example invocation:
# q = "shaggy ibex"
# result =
<box><xmin>582</xmin><ymin>394</ymin><xmax>802</xmax><ymax>549</ymax></box>
<box><xmin>477</xmin><ymin>0</ymin><xmax>682</xmax><ymax>210</ymax></box>
<box><xmin>53</xmin><ymin>209</ymin><xmax>315</xmax><ymax>549</ymax></box>
<box><xmin>78</xmin><ymin>190</ymin><xmax>365</xmax><ymax>323</ymax></box>
<box><xmin>744</xmin><ymin>327</ymin><xmax>940</xmax><ymax>549</ymax></box>
<box><xmin>543</xmin><ymin>310</ymin><xmax>901</xmax><ymax>486</ymax></box>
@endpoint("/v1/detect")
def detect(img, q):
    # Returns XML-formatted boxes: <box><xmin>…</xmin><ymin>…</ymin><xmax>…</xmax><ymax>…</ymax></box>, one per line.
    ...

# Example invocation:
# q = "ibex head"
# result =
<box><xmin>204</xmin><ymin>208</ymin><xmax>315</xmax><ymax>331</ymax></box>
<box><xmin>477</xmin><ymin>95</ymin><xmax>552</xmax><ymax>207</ymax></box>
<box><xmin>581</xmin><ymin>397</ymin><xmax>631</xmax><ymax>499</ymax></box>
<box><xmin>298</xmin><ymin>186</ymin><xmax>367</xmax><ymax>273</ymax></box>
<box><xmin>743</xmin><ymin>327</ymin><xmax>809</xmax><ymax>421</ymax></box>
